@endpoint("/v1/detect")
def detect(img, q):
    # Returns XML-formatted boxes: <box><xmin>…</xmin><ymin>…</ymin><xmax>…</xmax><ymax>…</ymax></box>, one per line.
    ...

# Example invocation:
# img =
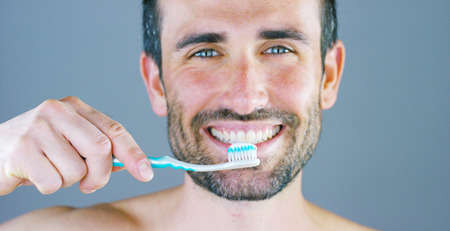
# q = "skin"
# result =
<box><xmin>0</xmin><ymin>0</ymin><xmax>377</xmax><ymax>230</ymax></box>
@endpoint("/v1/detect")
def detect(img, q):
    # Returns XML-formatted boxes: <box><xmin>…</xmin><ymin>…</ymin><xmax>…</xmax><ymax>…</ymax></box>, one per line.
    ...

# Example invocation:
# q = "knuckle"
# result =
<box><xmin>41</xmin><ymin>98</ymin><xmax>60</xmax><ymax>106</ymax></box>
<box><xmin>61</xmin><ymin>96</ymin><xmax>82</xmax><ymax>105</ymax></box>
<box><xmin>94</xmin><ymin>134</ymin><xmax>112</xmax><ymax>156</ymax></box>
<box><xmin>126</xmin><ymin>147</ymin><xmax>146</xmax><ymax>167</ymax></box>
<box><xmin>107</xmin><ymin>121</ymin><xmax>128</xmax><ymax>139</ymax></box>
<box><xmin>39</xmin><ymin>99</ymin><xmax>66</xmax><ymax>114</ymax></box>
<box><xmin>128</xmin><ymin>147</ymin><xmax>145</xmax><ymax>158</ymax></box>
<box><xmin>36</xmin><ymin>99</ymin><xmax>71</xmax><ymax>120</ymax></box>
<box><xmin>60</xmin><ymin>96</ymin><xmax>89</xmax><ymax>112</ymax></box>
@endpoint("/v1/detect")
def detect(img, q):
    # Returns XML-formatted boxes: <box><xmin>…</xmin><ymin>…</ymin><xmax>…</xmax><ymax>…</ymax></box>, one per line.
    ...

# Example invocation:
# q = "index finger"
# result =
<box><xmin>60</xmin><ymin>96</ymin><xmax>154</xmax><ymax>182</ymax></box>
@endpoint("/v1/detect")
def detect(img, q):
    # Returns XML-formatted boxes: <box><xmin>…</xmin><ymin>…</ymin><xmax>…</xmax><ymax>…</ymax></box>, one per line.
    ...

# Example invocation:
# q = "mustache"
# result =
<box><xmin>190</xmin><ymin>108</ymin><xmax>300</xmax><ymax>131</ymax></box>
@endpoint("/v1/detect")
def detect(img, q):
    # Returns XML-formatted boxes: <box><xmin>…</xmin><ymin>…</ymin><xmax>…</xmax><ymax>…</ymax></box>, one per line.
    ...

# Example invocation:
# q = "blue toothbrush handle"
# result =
<box><xmin>112</xmin><ymin>156</ymin><xmax>197</xmax><ymax>171</ymax></box>
<box><xmin>112</xmin><ymin>148</ymin><xmax>259</xmax><ymax>172</ymax></box>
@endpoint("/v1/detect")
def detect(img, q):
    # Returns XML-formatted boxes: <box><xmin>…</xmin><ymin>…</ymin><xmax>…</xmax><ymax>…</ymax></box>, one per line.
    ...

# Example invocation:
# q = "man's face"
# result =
<box><xmin>156</xmin><ymin>0</ymin><xmax>325</xmax><ymax>200</ymax></box>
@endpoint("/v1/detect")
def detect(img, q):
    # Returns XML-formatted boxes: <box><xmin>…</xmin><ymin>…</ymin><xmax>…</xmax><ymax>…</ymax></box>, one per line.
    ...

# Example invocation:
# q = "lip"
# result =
<box><xmin>201</xmin><ymin>121</ymin><xmax>285</xmax><ymax>159</ymax></box>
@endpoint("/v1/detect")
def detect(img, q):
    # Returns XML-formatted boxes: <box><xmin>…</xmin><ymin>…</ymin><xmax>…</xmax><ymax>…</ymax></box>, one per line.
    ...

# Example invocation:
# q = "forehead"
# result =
<box><xmin>159</xmin><ymin>0</ymin><xmax>321</xmax><ymax>43</ymax></box>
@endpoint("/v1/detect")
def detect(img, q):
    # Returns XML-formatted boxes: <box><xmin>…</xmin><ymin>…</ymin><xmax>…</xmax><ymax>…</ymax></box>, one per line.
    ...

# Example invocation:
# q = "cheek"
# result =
<box><xmin>170</xmin><ymin>67</ymin><xmax>223</xmax><ymax>115</ymax></box>
<box><xmin>267</xmin><ymin>65</ymin><xmax>317</xmax><ymax>114</ymax></box>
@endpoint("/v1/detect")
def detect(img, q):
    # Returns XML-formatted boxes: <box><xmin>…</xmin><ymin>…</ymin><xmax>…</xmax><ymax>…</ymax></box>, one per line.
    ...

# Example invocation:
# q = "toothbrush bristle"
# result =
<box><xmin>227</xmin><ymin>143</ymin><xmax>257</xmax><ymax>162</ymax></box>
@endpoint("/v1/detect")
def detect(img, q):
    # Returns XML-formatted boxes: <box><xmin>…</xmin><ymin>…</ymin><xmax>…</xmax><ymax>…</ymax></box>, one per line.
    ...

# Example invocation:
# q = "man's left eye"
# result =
<box><xmin>193</xmin><ymin>49</ymin><xmax>220</xmax><ymax>58</ymax></box>
<box><xmin>263</xmin><ymin>46</ymin><xmax>292</xmax><ymax>54</ymax></box>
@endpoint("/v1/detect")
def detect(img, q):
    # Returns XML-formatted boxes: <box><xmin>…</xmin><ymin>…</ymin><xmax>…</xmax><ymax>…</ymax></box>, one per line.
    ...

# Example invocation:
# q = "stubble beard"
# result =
<box><xmin>166</xmin><ymin>98</ymin><xmax>322</xmax><ymax>201</ymax></box>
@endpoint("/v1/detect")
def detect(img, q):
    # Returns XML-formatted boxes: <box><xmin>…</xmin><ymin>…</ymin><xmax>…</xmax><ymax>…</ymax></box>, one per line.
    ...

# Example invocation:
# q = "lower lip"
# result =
<box><xmin>202</xmin><ymin>127</ymin><xmax>284</xmax><ymax>155</ymax></box>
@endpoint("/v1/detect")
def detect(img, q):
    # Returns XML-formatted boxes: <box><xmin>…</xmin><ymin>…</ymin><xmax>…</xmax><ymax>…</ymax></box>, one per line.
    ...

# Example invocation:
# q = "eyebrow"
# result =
<box><xmin>176</xmin><ymin>33</ymin><xmax>226</xmax><ymax>50</ymax></box>
<box><xmin>174</xmin><ymin>29</ymin><xmax>308</xmax><ymax>51</ymax></box>
<box><xmin>258</xmin><ymin>29</ymin><xmax>309</xmax><ymax>45</ymax></box>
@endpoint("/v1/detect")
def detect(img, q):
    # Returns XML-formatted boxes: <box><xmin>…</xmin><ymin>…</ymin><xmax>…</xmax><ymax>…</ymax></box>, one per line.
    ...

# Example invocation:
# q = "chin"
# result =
<box><xmin>187</xmin><ymin>154</ymin><xmax>302</xmax><ymax>201</ymax></box>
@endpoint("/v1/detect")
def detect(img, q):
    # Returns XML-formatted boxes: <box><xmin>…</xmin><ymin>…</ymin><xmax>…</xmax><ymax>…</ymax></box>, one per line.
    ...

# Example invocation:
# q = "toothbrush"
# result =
<box><xmin>112</xmin><ymin>143</ymin><xmax>259</xmax><ymax>172</ymax></box>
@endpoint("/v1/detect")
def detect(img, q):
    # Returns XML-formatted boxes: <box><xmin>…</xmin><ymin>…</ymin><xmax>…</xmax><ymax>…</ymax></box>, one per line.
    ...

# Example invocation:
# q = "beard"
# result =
<box><xmin>167</xmin><ymin>98</ymin><xmax>322</xmax><ymax>201</ymax></box>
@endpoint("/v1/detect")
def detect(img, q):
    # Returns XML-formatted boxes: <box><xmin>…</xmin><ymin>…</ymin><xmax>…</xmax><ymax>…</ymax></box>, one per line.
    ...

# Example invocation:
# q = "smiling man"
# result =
<box><xmin>0</xmin><ymin>0</ymin><xmax>376</xmax><ymax>230</ymax></box>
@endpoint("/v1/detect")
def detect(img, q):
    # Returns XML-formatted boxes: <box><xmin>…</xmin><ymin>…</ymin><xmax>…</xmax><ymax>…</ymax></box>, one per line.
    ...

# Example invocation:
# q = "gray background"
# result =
<box><xmin>0</xmin><ymin>1</ymin><xmax>448</xmax><ymax>230</ymax></box>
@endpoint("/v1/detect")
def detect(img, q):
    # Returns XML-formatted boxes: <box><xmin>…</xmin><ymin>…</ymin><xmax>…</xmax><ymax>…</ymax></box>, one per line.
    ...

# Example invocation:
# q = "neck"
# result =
<box><xmin>173</xmin><ymin>171</ymin><xmax>315</xmax><ymax>231</ymax></box>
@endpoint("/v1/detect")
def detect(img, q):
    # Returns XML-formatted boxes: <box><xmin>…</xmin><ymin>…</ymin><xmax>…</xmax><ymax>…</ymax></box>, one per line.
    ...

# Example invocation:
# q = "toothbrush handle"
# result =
<box><xmin>112</xmin><ymin>156</ymin><xmax>193</xmax><ymax>170</ymax></box>
<box><xmin>112</xmin><ymin>156</ymin><xmax>156</xmax><ymax>168</ymax></box>
<box><xmin>148</xmin><ymin>156</ymin><xmax>197</xmax><ymax>171</ymax></box>
<box><xmin>112</xmin><ymin>157</ymin><xmax>125</xmax><ymax>167</ymax></box>
<box><xmin>113</xmin><ymin>155</ymin><xmax>259</xmax><ymax>172</ymax></box>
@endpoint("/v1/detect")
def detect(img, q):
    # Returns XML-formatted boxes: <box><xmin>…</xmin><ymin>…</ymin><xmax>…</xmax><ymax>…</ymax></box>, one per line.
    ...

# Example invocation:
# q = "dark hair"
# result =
<box><xmin>143</xmin><ymin>0</ymin><xmax>162</xmax><ymax>72</ymax></box>
<box><xmin>320</xmin><ymin>0</ymin><xmax>338</xmax><ymax>71</ymax></box>
<box><xmin>143</xmin><ymin>0</ymin><xmax>337</xmax><ymax>73</ymax></box>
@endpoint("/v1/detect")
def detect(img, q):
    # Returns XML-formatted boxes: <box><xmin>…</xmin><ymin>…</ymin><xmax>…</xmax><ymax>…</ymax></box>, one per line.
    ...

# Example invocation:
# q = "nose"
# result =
<box><xmin>222</xmin><ymin>58</ymin><xmax>269</xmax><ymax>115</ymax></box>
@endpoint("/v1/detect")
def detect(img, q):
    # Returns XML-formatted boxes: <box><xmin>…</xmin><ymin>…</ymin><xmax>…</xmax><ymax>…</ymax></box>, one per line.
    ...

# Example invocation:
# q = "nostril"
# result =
<box><xmin>229</xmin><ymin>90</ymin><xmax>269</xmax><ymax>115</ymax></box>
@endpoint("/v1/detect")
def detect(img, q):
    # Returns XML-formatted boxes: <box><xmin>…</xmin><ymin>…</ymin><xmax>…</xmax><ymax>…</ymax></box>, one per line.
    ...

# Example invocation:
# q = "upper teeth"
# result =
<box><xmin>210</xmin><ymin>125</ymin><xmax>281</xmax><ymax>144</ymax></box>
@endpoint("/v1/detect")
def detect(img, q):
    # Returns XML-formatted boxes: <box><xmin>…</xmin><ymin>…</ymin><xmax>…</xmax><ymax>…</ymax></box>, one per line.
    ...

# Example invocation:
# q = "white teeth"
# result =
<box><xmin>211</xmin><ymin>128</ymin><xmax>218</xmax><ymax>137</ymax></box>
<box><xmin>223</xmin><ymin>131</ymin><xmax>230</xmax><ymax>141</ymax></box>
<box><xmin>262</xmin><ymin>130</ymin><xmax>269</xmax><ymax>141</ymax></box>
<box><xmin>256</xmin><ymin>131</ymin><xmax>263</xmax><ymax>143</ymax></box>
<box><xmin>230</xmin><ymin>131</ymin><xmax>237</xmax><ymax>143</ymax></box>
<box><xmin>268</xmin><ymin>129</ymin><xmax>273</xmax><ymax>139</ymax></box>
<box><xmin>246</xmin><ymin>130</ymin><xmax>256</xmax><ymax>144</ymax></box>
<box><xmin>237</xmin><ymin>131</ymin><xmax>246</xmax><ymax>142</ymax></box>
<box><xmin>210</xmin><ymin>125</ymin><xmax>281</xmax><ymax>144</ymax></box>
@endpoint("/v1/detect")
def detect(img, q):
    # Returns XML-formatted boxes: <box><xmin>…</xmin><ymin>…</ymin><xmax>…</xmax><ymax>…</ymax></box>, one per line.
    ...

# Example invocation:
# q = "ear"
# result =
<box><xmin>320</xmin><ymin>40</ymin><xmax>345</xmax><ymax>110</ymax></box>
<box><xmin>140</xmin><ymin>51</ymin><xmax>168</xmax><ymax>117</ymax></box>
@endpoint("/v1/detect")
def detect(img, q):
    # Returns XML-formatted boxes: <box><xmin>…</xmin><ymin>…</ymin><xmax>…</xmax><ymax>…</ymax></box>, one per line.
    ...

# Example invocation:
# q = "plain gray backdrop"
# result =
<box><xmin>0</xmin><ymin>1</ymin><xmax>449</xmax><ymax>230</ymax></box>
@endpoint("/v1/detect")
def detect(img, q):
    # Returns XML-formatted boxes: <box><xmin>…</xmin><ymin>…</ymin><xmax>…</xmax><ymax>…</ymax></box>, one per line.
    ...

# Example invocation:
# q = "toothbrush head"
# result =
<box><xmin>148</xmin><ymin>143</ymin><xmax>259</xmax><ymax>172</ymax></box>
<box><xmin>227</xmin><ymin>143</ymin><xmax>258</xmax><ymax>162</ymax></box>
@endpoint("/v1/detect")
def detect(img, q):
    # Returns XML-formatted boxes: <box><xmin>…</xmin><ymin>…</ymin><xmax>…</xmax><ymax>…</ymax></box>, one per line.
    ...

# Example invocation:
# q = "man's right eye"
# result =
<box><xmin>192</xmin><ymin>49</ymin><xmax>220</xmax><ymax>58</ymax></box>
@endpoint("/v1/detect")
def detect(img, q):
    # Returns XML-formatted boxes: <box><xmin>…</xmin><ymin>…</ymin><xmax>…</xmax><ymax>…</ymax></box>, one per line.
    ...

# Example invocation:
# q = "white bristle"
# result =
<box><xmin>227</xmin><ymin>143</ymin><xmax>257</xmax><ymax>162</ymax></box>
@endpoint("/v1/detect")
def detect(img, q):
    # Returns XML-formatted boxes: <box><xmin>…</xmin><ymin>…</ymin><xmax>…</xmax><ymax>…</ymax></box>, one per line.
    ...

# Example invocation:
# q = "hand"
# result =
<box><xmin>0</xmin><ymin>96</ymin><xmax>153</xmax><ymax>195</ymax></box>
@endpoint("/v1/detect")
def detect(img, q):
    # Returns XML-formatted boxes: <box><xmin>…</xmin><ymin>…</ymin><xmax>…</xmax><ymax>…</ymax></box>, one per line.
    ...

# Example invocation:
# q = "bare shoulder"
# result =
<box><xmin>0</xmin><ymin>203</ymin><xmax>139</xmax><ymax>231</ymax></box>
<box><xmin>0</xmin><ymin>186</ymin><xmax>181</xmax><ymax>231</ymax></box>
<box><xmin>110</xmin><ymin>186</ymin><xmax>183</xmax><ymax>229</ymax></box>
<box><xmin>307</xmin><ymin>201</ymin><xmax>378</xmax><ymax>231</ymax></box>
<box><xmin>0</xmin><ymin>204</ymin><xmax>139</xmax><ymax>230</ymax></box>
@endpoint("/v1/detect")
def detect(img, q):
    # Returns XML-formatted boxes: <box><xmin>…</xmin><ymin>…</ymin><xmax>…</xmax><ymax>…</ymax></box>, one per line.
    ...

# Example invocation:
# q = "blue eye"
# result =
<box><xmin>264</xmin><ymin>46</ymin><xmax>292</xmax><ymax>54</ymax></box>
<box><xmin>193</xmin><ymin>49</ymin><xmax>220</xmax><ymax>58</ymax></box>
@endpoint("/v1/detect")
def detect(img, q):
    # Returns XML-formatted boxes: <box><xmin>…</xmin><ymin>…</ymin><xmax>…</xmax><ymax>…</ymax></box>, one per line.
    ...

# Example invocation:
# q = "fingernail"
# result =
<box><xmin>138</xmin><ymin>159</ymin><xmax>154</xmax><ymax>182</ymax></box>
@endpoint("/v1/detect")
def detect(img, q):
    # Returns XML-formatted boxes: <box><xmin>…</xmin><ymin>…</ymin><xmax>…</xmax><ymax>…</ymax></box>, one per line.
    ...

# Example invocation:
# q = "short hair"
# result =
<box><xmin>142</xmin><ymin>0</ymin><xmax>338</xmax><ymax>73</ymax></box>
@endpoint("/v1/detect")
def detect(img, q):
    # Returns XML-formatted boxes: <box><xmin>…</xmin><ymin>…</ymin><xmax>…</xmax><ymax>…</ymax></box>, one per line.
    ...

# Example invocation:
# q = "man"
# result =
<box><xmin>0</xmin><ymin>0</ymin><xmax>375</xmax><ymax>230</ymax></box>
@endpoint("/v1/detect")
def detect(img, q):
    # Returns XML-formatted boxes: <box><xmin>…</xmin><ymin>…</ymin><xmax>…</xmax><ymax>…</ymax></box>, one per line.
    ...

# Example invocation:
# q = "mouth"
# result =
<box><xmin>207</xmin><ymin>124</ymin><xmax>282</xmax><ymax>144</ymax></box>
